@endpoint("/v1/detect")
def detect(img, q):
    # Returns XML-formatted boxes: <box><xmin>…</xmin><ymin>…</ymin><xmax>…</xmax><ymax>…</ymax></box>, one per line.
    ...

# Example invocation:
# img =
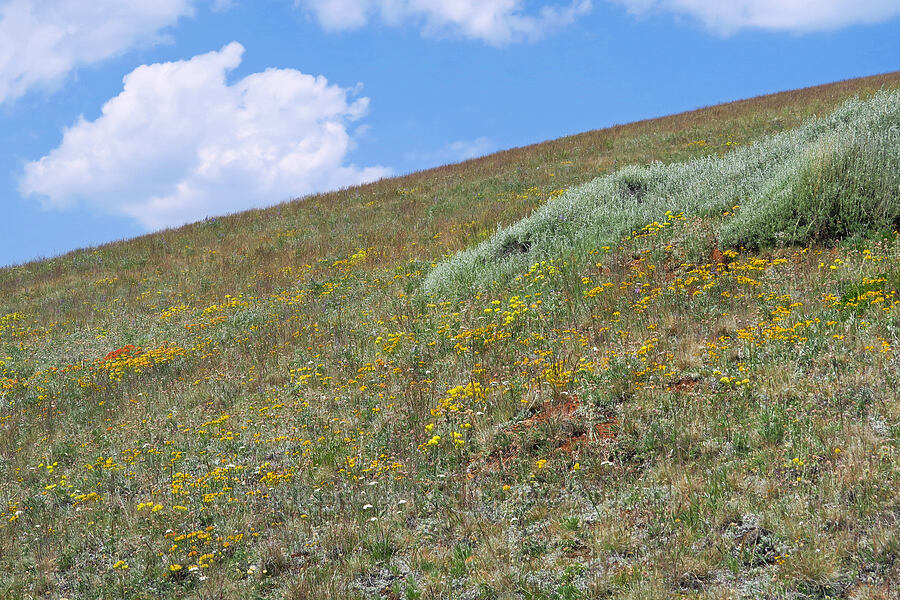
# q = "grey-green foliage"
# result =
<box><xmin>721</xmin><ymin>127</ymin><xmax>900</xmax><ymax>248</ymax></box>
<box><xmin>424</xmin><ymin>88</ymin><xmax>900</xmax><ymax>296</ymax></box>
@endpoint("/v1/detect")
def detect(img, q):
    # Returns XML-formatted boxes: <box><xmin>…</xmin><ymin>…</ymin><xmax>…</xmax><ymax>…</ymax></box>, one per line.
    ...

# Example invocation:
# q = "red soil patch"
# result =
<box><xmin>594</xmin><ymin>420</ymin><xmax>618</xmax><ymax>440</ymax></box>
<box><xmin>666</xmin><ymin>376</ymin><xmax>699</xmax><ymax>392</ymax></box>
<box><xmin>514</xmin><ymin>396</ymin><xmax>580</xmax><ymax>430</ymax></box>
<box><xmin>477</xmin><ymin>445</ymin><xmax>517</xmax><ymax>475</ymax></box>
<box><xmin>709</xmin><ymin>247</ymin><xmax>734</xmax><ymax>272</ymax></box>
<box><xmin>625</xmin><ymin>257</ymin><xmax>644</xmax><ymax>271</ymax></box>
<box><xmin>471</xmin><ymin>397</ymin><xmax>618</xmax><ymax>475</ymax></box>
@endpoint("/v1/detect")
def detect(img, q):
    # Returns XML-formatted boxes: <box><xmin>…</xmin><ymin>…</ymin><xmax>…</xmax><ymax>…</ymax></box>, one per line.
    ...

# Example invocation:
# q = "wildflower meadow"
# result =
<box><xmin>1</xmin><ymin>72</ymin><xmax>899</xmax><ymax>599</ymax></box>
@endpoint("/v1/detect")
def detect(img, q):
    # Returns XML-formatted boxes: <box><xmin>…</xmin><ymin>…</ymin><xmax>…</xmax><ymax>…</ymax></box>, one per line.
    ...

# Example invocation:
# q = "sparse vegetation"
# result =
<box><xmin>1</xmin><ymin>72</ymin><xmax>899</xmax><ymax>599</ymax></box>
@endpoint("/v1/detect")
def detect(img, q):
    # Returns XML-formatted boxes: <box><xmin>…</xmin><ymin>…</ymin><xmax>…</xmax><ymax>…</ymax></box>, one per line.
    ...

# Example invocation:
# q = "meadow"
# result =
<box><xmin>1</xmin><ymin>71</ymin><xmax>899</xmax><ymax>599</ymax></box>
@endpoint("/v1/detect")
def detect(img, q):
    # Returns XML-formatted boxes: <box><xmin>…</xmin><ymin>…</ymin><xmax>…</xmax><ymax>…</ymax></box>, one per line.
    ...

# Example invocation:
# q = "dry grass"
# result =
<box><xmin>1</xmin><ymin>72</ymin><xmax>899</xmax><ymax>600</ymax></box>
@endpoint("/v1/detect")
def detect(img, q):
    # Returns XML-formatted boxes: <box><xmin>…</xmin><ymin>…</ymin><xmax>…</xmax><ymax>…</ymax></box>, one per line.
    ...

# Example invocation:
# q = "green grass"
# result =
<box><xmin>1</xmin><ymin>71</ymin><xmax>899</xmax><ymax>600</ymax></box>
<box><xmin>425</xmin><ymin>88</ymin><xmax>900</xmax><ymax>296</ymax></box>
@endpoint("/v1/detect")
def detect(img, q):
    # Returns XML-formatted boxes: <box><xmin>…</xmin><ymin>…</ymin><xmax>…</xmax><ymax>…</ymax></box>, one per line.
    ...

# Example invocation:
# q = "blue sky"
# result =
<box><xmin>1</xmin><ymin>0</ymin><xmax>899</xmax><ymax>267</ymax></box>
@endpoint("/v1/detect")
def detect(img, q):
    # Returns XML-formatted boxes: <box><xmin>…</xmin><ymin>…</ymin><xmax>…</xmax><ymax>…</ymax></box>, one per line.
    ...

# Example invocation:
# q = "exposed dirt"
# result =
<box><xmin>666</xmin><ymin>376</ymin><xmax>699</xmax><ymax>392</ymax></box>
<box><xmin>515</xmin><ymin>396</ymin><xmax>580</xmax><ymax>428</ymax></box>
<box><xmin>472</xmin><ymin>396</ymin><xmax>618</xmax><ymax>475</ymax></box>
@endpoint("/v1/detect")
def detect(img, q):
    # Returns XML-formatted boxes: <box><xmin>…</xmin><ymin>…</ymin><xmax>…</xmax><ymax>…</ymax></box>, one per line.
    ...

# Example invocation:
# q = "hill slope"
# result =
<box><xmin>1</xmin><ymin>72</ymin><xmax>900</xmax><ymax>600</ymax></box>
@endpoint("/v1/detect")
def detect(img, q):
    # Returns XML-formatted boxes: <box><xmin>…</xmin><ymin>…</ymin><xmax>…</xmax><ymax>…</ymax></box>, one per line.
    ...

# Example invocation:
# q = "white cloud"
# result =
<box><xmin>444</xmin><ymin>137</ymin><xmax>496</xmax><ymax>160</ymax></box>
<box><xmin>405</xmin><ymin>137</ymin><xmax>496</xmax><ymax>165</ymax></box>
<box><xmin>0</xmin><ymin>0</ymin><xmax>198</xmax><ymax>104</ymax></box>
<box><xmin>20</xmin><ymin>43</ymin><xmax>390</xmax><ymax>230</ymax></box>
<box><xmin>296</xmin><ymin>0</ymin><xmax>592</xmax><ymax>45</ymax></box>
<box><xmin>612</xmin><ymin>0</ymin><xmax>900</xmax><ymax>34</ymax></box>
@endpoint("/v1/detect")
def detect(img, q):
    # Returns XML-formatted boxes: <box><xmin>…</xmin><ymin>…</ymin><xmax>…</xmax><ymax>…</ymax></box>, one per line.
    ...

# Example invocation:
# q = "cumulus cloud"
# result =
<box><xmin>612</xmin><ymin>0</ymin><xmax>900</xmax><ymax>34</ymax></box>
<box><xmin>20</xmin><ymin>43</ymin><xmax>390</xmax><ymax>230</ymax></box>
<box><xmin>0</xmin><ymin>0</ymin><xmax>198</xmax><ymax>104</ymax></box>
<box><xmin>296</xmin><ymin>0</ymin><xmax>592</xmax><ymax>45</ymax></box>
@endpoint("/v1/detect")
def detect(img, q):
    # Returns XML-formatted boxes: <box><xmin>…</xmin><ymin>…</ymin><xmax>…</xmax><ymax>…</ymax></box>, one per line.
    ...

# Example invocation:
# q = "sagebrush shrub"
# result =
<box><xmin>425</xmin><ymin>88</ymin><xmax>900</xmax><ymax>296</ymax></box>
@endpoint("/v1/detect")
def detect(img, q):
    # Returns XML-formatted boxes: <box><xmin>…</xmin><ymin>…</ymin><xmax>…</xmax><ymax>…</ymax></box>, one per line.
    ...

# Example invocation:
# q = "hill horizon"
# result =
<box><xmin>4</xmin><ymin>70</ymin><xmax>899</xmax><ymax>272</ymax></box>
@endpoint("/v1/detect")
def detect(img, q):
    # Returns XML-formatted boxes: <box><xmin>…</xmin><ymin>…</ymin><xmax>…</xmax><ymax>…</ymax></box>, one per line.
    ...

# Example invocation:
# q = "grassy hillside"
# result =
<box><xmin>426</xmin><ymin>88</ymin><xmax>900</xmax><ymax>294</ymax></box>
<box><xmin>1</xmin><ymin>72</ymin><xmax>899</xmax><ymax>600</ymax></box>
